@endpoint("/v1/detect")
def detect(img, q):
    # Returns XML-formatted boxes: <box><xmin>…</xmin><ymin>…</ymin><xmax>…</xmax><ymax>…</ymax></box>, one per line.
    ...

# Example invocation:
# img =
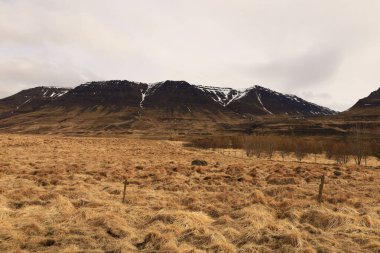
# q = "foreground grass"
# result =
<box><xmin>0</xmin><ymin>135</ymin><xmax>379</xmax><ymax>252</ymax></box>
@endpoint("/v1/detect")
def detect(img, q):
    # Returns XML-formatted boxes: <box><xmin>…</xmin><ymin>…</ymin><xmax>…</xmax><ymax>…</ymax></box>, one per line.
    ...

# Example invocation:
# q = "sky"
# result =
<box><xmin>0</xmin><ymin>0</ymin><xmax>379</xmax><ymax>111</ymax></box>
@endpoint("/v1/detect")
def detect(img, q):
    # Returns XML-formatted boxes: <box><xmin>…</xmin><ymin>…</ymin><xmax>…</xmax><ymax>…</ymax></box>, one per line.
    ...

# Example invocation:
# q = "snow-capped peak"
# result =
<box><xmin>71</xmin><ymin>80</ymin><xmax>337</xmax><ymax>116</ymax></box>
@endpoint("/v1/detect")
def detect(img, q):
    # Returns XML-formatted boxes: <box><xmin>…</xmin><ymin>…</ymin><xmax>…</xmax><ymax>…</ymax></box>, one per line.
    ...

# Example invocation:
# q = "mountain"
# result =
<box><xmin>0</xmin><ymin>80</ymin><xmax>337</xmax><ymax>135</ymax></box>
<box><xmin>0</xmin><ymin>87</ymin><xmax>70</xmax><ymax>117</ymax></box>
<box><xmin>142</xmin><ymin>81</ymin><xmax>224</xmax><ymax>112</ymax></box>
<box><xmin>51</xmin><ymin>80</ymin><xmax>147</xmax><ymax>110</ymax></box>
<box><xmin>225</xmin><ymin>85</ymin><xmax>334</xmax><ymax>116</ymax></box>
<box><xmin>347</xmin><ymin>87</ymin><xmax>380</xmax><ymax>115</ymax></box>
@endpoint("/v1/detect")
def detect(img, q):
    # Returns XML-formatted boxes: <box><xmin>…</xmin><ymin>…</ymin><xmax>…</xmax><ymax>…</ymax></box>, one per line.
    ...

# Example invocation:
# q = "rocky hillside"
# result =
<box><xmin>348</xmin><ymin>87</ymin><xmax>380</xmax><ymax>115</ymax></box>
<box><xmin>0</xmin><ymin>87</ymin><xmax>70</xmax><ymax>117</ymax></box>
<box><xmin>0</xmin><ymin>80</ymin><xmax>338</xmax><ymax>134</ymax></box>
<box><xmin>69</xmin><ymin>80</ymin><xmax>334</xmax><ymax>114</ymax></box>
<box><xmin>225</xmin><ymin>85</ymin><xmax>334</xmax><ymax>116</ymax></box>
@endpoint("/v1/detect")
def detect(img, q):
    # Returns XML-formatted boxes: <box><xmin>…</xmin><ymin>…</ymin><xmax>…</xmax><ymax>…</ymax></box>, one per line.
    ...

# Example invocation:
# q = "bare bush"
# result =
<box><xmin>309</xmin><ymin>140</ymin><xmax>323</xmax><ymax>163</ymax></box>
<box><xmin>294</xmin><ymin>140</ymin><xmax>308</xmax><ymax>162</ymax></box>
<box><xmin>264</xmin><ymin>137</ymin><xmax>276</xmax><ymax>160</ymax></box>
<box><xmin>349</xmin><ymin>125</ymin><xmax>370</xmax><ymax>166</ymax></box>
<box><xmin>187</xmin><ymin>130</ymin><xmax>379</xmax><ymax>165</ymax></box>
<box><xmin>325</xmin><ymin>141</ymin><xmax>350</xmax><ymax>165</ymax></box>
<box><xmin>278</xmin><ymin>137</ymin><xmax>292</xmax><ymax>161</ymax></box>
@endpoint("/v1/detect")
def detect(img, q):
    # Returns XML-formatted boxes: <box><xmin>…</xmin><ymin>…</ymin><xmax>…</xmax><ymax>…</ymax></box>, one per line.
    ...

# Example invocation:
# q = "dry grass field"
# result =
<box><xmin>0</xmin><ymin>135</ymin><xmax>379</xmax><ymax>253</ymax></box>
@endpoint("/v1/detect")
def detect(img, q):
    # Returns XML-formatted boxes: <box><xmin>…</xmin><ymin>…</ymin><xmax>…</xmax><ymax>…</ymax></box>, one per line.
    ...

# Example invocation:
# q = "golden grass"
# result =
<box><xmin>0</xmin><ymin>134</ymin><xmax>379</xmax><ymax>252</ymax></box>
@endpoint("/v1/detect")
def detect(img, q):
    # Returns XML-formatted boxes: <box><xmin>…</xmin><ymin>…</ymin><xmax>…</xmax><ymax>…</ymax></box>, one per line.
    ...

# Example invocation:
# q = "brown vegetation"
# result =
<box><xmin>0</xmin><ymin>135</ymin><xmax>379</xmax><ymax>252</ymax></box>
<box><xmin>187</xmin><ymin>129</ymin><xmax>380</xmax><ymax>165</ymax></box>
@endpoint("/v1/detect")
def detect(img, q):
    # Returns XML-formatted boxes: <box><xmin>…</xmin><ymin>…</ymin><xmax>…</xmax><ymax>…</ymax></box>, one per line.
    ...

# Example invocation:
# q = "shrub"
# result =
<box><xmin>191</xmin><ymin>160</ymin><xmax>208</xmax><ymax>166</ymax></box>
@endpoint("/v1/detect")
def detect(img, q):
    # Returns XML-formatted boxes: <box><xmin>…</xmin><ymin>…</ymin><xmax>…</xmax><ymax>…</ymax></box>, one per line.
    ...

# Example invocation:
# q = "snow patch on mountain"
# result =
<box><xmin>139</xmin><ymin>82</ymin><xmax>165</xmax><ymax>109</ymax></box>
<box><xmin>140</xmin><ymin>89</ymin><xmax>146</xmax><ymax>109</ymax></box>
<box><xmin>71</xmin><ymin>80</ymin><xmax>337</xmax><ymax>116</ymax></box>
<box><xmin>195</xmin><ymin>85</ymin><xmax>235</xmax><ymax>106</ymax></box>
<box><xmin>16</xmin><ymin>98</ymin><xmax>32</xmax><ymax>110</ymax></box>
<box><xmin>284</xmin><ymin>94</ymin><xmax>336</xmax><ymax>115</ymax></box>
<box><xmin>195</xmin><ymin>85</ymin><xmax>253</xmax><ymax>107</ymax></box>
<box><xmin>39</xmin><ymin>87</ymin><xmax>70</xmax><ymax>98</ymax></box>
<box><xmin>256</xmin><ymin>92</ymin><xmax>273</xmax><ymax>115</ymax></box>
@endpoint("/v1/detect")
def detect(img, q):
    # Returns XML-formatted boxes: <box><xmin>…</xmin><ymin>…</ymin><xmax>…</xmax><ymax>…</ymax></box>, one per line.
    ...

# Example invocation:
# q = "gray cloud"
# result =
<box><xmin>300</xmin><ymin>91</ymin><xmax>332</xmax><ymax>100</ymax></box>
<box><xmin>0</xmin><ymin>0</ymin><xmax>380</xmax><ymax>111</ymax></box>
<box><xmin>251</xmin><ymin>47</ymin><xmax>344</xmax><ymax>88</ymax></box>
<box><xmin>0</xmin><ymin>57</ymin><xmax>99</xmax><ymax>98</ymax></box>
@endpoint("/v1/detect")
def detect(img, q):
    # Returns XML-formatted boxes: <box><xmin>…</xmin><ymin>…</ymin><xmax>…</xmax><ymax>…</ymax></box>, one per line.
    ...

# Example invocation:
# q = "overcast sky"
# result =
<box><xmin>1</xmin><ymin>0</ymin><xmax>379</xmax><ymax>111</ymax></box>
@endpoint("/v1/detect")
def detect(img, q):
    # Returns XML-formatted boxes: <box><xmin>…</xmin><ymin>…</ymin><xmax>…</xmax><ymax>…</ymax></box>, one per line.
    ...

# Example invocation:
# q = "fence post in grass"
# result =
<box><xmin>122</xmin><ymin>179</ymin><xmax>128</xmax><ymax>204</ymax></box>
<box><xmin>318</xmin><ymin>175</ymin><xmax>325</xmax><ymax>203</ymax></box>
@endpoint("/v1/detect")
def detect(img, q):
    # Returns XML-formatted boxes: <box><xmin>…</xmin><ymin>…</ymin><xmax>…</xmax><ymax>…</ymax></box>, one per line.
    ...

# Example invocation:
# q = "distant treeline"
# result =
<box><xmin>186</xmin><ymin>126</ymin><xmax>380</xmax><ymax>165</ymax></box>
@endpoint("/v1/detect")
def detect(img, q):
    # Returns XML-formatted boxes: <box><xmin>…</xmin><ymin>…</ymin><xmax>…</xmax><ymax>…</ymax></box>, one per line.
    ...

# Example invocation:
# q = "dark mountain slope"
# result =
<box><xmin>347</xmin><ymin>87</ymin><xmax>380</xmax><ymax>115</ymax></box>
<box><xmin>0</xmin><ymin>80</ymin><xmax>339</xmax><ymax>135</ymax></box>
<box><xmin>0</xmin><ymin>86</ymin><xmax>70</xmax><ymax>116</ymax></box>
<box><xmin>227</xmin><ymin>86</ymin><xmax>335</xmax><ymax>116</ymax></box>
<box><xmin>51</xmin><ymin>80</ymin><xmax>148</xmax><ymax>110</ymax></box>
<box><xmin>141</xmin><ymin>81</ymin><xmax>228</xmax><ymax>114</ymax></box>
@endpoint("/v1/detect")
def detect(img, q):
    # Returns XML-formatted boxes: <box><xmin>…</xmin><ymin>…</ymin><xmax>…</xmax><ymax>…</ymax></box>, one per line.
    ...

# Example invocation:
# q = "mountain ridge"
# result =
<box><xmin>0</xmin><ymin>81</ymin><xmax>378</xmax><ymax>136</ymax></box>
<box><xmin>0</xmin><ymin>80</ymin><xmax>347</xmax><ymax>135</ymax></box>
<box><xmin>0</xmin><ymin>80</ymin><xmax>337</xmax><ymax>117</ymax></box>
<box><xmin>80</xmin><ymin>80</ymin><xmax>336</xmax><ymax>115</ymax></box>
<box><xmin>347</xmin><ymin>87</ymin><xmax>380</xmax><ymax>115</ymax></box>
<box><xmin>0</xmin><ymin>86</ymin><xmax>70</xmax><ymax>116</ymax></box>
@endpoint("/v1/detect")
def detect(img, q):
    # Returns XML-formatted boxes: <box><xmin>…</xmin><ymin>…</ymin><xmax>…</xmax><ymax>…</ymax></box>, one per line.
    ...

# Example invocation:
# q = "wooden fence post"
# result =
<box><xmin>122</xmin><ymin>179</ymin><xmax>128</xmax><ymax>204</ymax></box>
<box><xmin>318</xmin><ymin>175</ymin><xmax>325</xmax><ymax>203</ymax></box>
